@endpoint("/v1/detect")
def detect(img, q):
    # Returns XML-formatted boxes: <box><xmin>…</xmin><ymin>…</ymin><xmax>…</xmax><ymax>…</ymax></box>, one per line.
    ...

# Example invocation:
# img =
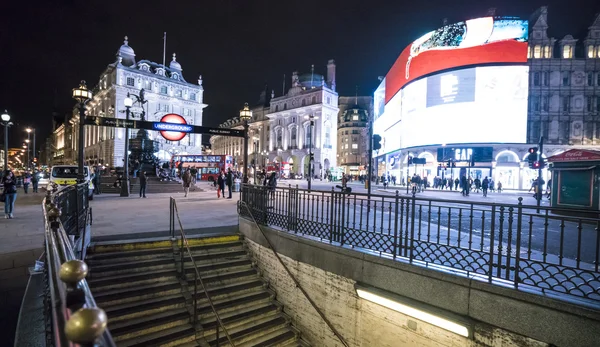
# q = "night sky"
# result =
<box><xmin>0</xmin><ymin>0</ymin><xmax>597</xmax><ymax>148</ymax></box>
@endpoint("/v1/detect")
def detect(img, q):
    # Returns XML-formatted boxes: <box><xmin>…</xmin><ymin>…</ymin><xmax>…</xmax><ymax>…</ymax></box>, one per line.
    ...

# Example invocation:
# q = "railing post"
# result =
<box><xmin>329</xmin><ymin>188</ymin><xmax>335</xmax><ymax>243</ymax></box>
<box><xmin>514</xmin><ymin>197</ymin><xmax>523</xmax><ymax>289</ymax></box>
<box><xmin>409</xmin><ymin>193</ymin><xmax>416</xmax><ymax>263</ymax></box>
<box><xmin>488</xmin><ymin>204</ymin><xmax>496</xmax><ymax>282</ymax></box>
<box><xmin>340</xmin><ymin>190</ymin><xmax>346</xmax><ymax>245</ymax></box>
<box><xmin>193</xmin><ymin>270</ymin><xmax>197</xmax><ymax>325</ymax></box>
<box><xmin>393</xmin><ymin>190</ymin><xmax>400</xmax><ymax>259</ymax></box>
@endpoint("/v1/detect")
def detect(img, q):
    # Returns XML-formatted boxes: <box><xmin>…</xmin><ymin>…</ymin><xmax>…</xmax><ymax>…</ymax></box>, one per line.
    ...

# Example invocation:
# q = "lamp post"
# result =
<box><xmin>304</xmin><ymin>114</ymin><xmax>318</xmax><ymax>191</ymax></box>
<box><xmin>121</xmin><ymin>94</ymin><xmax>133</xmax><ymax>197</ymax></box>
<box><xmin>1</xmin><ymin>110</ymin><xmax>11</xmax><ymax>172</ymax></box>
<box><xmin>24</xmin><ymin>139</ymin><xmax>30</xmax><ymax>170</ymax></box>
<box><xmin>252</xmin><ymin>136</ymin><xmax>259</xmax><ymax>184</ymax></box>
<box><xmin>26</xmin><ymin>128</ymin><xmax>35</xmax><ymax>169</ymax></box>
<box><xmin>72</xmin><ymin>81</ymin><xmax>92</xmax><ymax>182</ymax></box>
<box><xmin>239</xmin><ymin>103</ymin><xmax>252</xmax><ymax>184</ymax></box>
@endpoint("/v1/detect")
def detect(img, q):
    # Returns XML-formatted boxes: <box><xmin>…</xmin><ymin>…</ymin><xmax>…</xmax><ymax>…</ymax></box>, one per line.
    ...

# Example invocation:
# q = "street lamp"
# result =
<box><xmin>26</xmin><ymin>128</ymin><xmax>35</xmax><ymax>170</ymax></box>
<box><xmin>1</xmin><ymin>110</ymin><xmax>11</xmax><ymax>172</ymax></box>
<box><xmin>121</xmin><ymin>94</ymin><xmax>133</xmax><ymax>197</ymax></box>
<box><xmin>252</xmin><ymin>136</ymin><xmax>259</xmax><ymax>184</ymax></box>
<box><xmin>239</xmin><ymin>102</ymin><xmax>252</xmax><ymax>184</ymax></box>
<box><xmin>24</xmin><ymin>139</ymin><xmax>30</xmax><ymax>170</ymax></box>
<box><xmin>304</xmin><ymin>114</ymin><xmax>318</xmax><ymax>191</ymax></box>
<box><xmin>72</xmin><ymin>80</ymin><xmax>92</xmax><ymax>182</ymax></box>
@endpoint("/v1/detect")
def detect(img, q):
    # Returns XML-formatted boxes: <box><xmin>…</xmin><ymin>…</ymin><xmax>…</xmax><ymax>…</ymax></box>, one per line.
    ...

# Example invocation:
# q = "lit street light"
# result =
<box><xmin>121</xmin><ymin>94</ymin><xmax>133</xmax><ymax>197</ymax></box>
<box><xmin>239</xmin><ymin>102</ymin><xmax>252</xmax><ymax>183</ymax></box>
<box><xmin>1</xmin><ymin>110</ymin><xmax>11</xmax><ymax>172</ymax></box>
<box><xmin>72</xmin><ymin>81</ymin><xmax>92</xmax><ymax>182</ymax></box>
<box><xmin>304</xmin><ymin>114</ymin><xmax>318</xmax><ymax>191</ymax></box>
<box><xmin>26</xmin><ymin>127</ymin><xmax>35</xmax><ymax>170</ymax></box>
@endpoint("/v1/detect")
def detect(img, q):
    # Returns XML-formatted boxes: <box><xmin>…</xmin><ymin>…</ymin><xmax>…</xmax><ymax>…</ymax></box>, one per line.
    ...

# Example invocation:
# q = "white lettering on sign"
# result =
<box><xmin>565</xmin><ymin>151</ymin><xmax>583</xmax><ymax>157</ymax></box>
<box><xmin>454</xmin><ymin>148</ymin><xmax>472</xmax><ymax>161</ymax></box>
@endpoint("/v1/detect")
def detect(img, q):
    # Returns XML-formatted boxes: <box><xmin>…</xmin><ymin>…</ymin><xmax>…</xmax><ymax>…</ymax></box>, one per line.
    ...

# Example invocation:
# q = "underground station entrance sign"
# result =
<box><xmin>84</xmin><ymin>115</ymin><xmax>245</xmax><ymax>138</ymax></box>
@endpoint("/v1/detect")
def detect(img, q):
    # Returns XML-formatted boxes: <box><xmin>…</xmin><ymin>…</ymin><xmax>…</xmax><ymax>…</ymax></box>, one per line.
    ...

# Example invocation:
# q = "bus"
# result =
<box><xmin>171</xmin><ymin>155</ymin><xmax>233</xmax><ymax>181</ymax></box>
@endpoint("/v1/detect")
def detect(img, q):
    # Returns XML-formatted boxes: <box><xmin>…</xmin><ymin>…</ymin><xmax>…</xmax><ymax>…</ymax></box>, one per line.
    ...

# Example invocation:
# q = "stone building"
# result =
<box><xmin>211</xmin><ymin>61</ymin><xmax>339</xmax><ymax>178</ymax></box>
<box><xmin>337</xmin><ymin>96</ymin><xmax>373</xmax><ymax>176</ymax></box>
<box><xmin>69</xmin><ymin>36</ymin><xmax>206</xmax><ymax>168</ymax></box>
<box><xmin>527</xmin><ymin>7</ymin><xmax>600</xmax><ymax>145</ymax></box>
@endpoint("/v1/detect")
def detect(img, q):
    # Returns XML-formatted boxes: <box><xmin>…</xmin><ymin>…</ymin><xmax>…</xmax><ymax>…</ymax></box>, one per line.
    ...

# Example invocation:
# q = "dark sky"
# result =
<box><xmin>0</xmin><ymin>0</ymin><xmax>598</xmax><ymax>148</ymax></box>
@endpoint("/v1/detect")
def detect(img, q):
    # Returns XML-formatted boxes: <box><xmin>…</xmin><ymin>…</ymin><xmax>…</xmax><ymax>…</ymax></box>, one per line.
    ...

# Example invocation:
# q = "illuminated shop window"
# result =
<box><xmin>544</xmin><ymin>45</ymin><xmax>552</xmax><ymax>58</ymax></box>
<box><xmin>562</xmin><ymin>45</ymin><xmax>573</xmax><ymax>59</ymax></box>
<box><xmin>533</xmin><ymin>45</ymin><xmax>541</xmax><ymax>58</ymax></box>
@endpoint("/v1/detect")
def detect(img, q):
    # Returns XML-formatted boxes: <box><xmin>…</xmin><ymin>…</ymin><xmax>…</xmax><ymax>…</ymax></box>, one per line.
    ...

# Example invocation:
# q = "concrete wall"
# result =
<box><xmin>239</xmin><ymin>218</ymin><xmax>600</xmax><ymax>347</ymax></box>
<box><xmin>0</xmin><ymin>248</ymin><xmax>43</xmax><ymax>345</ymax></box>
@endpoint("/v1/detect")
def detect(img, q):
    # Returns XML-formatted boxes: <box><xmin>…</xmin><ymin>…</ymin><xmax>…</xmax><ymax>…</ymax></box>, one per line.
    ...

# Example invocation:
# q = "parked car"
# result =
<box><xmin>48</xmin><ymin>165</ymin><xmax>95</xmax><ymax>200</ymax></box>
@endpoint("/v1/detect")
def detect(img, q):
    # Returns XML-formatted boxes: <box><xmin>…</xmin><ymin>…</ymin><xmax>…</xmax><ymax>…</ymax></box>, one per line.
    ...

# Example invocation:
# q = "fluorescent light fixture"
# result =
<box><xmin>356</xmin><ymin>287</ymin><xmax>470</xmax><ymax>338</ymax></box>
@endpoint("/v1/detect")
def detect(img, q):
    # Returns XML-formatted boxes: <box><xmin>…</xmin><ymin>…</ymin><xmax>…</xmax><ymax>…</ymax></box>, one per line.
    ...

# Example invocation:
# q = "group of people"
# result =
<box><xmin>0</xmin><ymin>169</ymin><xmax>42</xmax><ymax>219</ymax></box>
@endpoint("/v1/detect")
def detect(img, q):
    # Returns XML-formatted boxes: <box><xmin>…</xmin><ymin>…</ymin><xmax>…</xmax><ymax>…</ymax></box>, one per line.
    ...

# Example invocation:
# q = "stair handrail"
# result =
<box><xmin>170</xmin><ymin>197</ymin><xmax>235</xmax><ymax>347</ymax></box>
<box><xmin>40</xmin><ymin>183</ymin><xmax>116</xmax><ymax>347</ymax></box>
<box><xmin>239</xmin><ymin>199</ymin><xmax>350</xmax><ymax>347</ymax></box>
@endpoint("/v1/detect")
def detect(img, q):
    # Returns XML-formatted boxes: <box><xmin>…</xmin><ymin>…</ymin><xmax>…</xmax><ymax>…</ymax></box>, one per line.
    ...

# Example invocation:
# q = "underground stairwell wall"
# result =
<box><xmin>238</xmin><ymin>217</ymin><xmax>600</xmax><ymax>347</ymax></box>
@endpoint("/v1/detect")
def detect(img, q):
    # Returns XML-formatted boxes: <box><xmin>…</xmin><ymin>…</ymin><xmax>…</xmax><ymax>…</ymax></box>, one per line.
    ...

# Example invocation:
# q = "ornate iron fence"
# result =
<box><xmin>240</xmin><ymin>184</ymin><xmax>600</xmax><ymax>304</ymax></box>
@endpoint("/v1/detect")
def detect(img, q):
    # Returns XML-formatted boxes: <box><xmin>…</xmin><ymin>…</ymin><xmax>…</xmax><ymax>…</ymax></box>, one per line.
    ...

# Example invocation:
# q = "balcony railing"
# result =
<box><xmin>239</xmin><ymin>185</ymin><xmax>600</xmax><ymax>306</ymax></box>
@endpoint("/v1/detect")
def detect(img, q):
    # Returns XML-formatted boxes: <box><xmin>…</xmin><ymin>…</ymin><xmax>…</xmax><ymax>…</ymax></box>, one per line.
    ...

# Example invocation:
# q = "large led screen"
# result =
<box><xmin>373</xmin><ymin>65</ymin><xmax>528</xmax><ymax>154</ymax></box>
<box><xmin>385</xmin><ymin>17</ymin><xmax>528</xmax><ymax>103</ymax></box>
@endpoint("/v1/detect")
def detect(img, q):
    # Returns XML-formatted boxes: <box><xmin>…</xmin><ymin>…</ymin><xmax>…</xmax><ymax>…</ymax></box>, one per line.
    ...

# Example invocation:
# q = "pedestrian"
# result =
<box><xmin>497</xmin><ymin>181</ymin><xmax>503</xmax><ymax>193</ymax></box>
<box><xmin>182</xmin><ymin>170</ymin><xmax>192</xmax><ymax>197</ymax></box>
<box><xmin>460</xmin><ymin>175</ymin><xmax>469</xmax><ymax>196</ymax></box>
<box><xmin>93</xmin><ymin>167</ymin><xmax>101</xmax><ymax>194</ymax></box>
<box><xmin>482</xmin><ymin>176</ymin><xmax>489</xmax><ymax>197</ymax></box>
<box><xmin>217</xmin><ymin>170</ymin><xmax>226</xmax><ymax>198</ymax></box>
<box><xmin>267</xmin><ymin>172</ymin><xmax>277</xmax><ymax>199</ymax></box>
<box><xmin>454</xmin><ymin>178</ymin><xmax>459</xmax><ymax>190</ymax></box>
<box><xmin>139</xmin><ymin>171</ymin><xmax>147</xmax><ymax>198</ymax></box>
<box><xmin>2</xmin><ymin>170</ymin><xmax>17</xmax><ymax>219</ymax></box>
<box><xmin>489</xmin><ymin>179</ymin><xmax>495</xmax><ymax>192</ymax></box>
<box><xmin>546</xmin><ymin>178</ymin><xmax>552</xmax><ymax>199</ymax></box>
<box><xmin>226</xmin><ymin>168</ymin><xmax>233</xmax><ymax>199</ymax></box>
<box><xmin>31</xmin><ymin>170</ymin><xmax>39</xmax><ymax>193</ymax></box>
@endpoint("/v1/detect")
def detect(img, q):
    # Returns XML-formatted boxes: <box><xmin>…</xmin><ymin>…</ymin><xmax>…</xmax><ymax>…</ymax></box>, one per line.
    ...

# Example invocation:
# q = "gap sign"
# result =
<box><xmin>84</xmin><ymin>115</ymin><xmax>245</xmax><ymax>138</ymax></box>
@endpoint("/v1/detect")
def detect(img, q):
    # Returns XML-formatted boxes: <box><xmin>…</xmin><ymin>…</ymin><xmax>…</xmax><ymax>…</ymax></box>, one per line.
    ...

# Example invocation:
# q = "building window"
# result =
<box><xmin>126</xmin><ymin>77</ymin><xmax>135</xmax><ymax>86</ymax></box>
<box><xmin>160</xmin><ymin>85</ymin><xmax>168</xmax><ymax>94</ymax></box>
<box><xmin>544</xmin><ymin>45</ymin><xmax>552</xmax><ymax>58</ymax></box>
<box><xmin>145</xmin><ymin>80</ymin><xmax>152</xmax><ymax>90</ymax></box>
<box><xmin>562</xmin><ymin>45</ymin><xmax>573</xmax><ymax>59</ymax></box>
<box><xmin>324</xmin><ymin>127</ymin><xmax>331</xmax><ymax>148</ymax></box>
<box><xmin>275</xmin><ymin>105</ymin><xmax>278</xmax><ymax>112</ymax></box>
<box><xmin>533</xmin><ymin>45</ymin><xmax>541</xmax><ymax>59</ymax></box>
<box><xmin>597</xmin><ymin>96</ymin><xmax>600</xmax><ymax>112</ymax></box>
<box><xmin>588</xmin><ymin>73</ymin><xmax>594</xmax><ymax>86</ymax></box>
<box><xmin>283</xmin><ymin>103</ymin><xmax>287</xmax><ymax>110</ymax></box>
<box><xmin>183</xmin><ymin>108</ymin><xmax>191</xmax><ymax>116</ymax></box>
<box><xmin>301</xmin><ymin>99</ymin><xmax>305</xmax><ymax>106</ymax></box>
<box><xmin>561</xmin><ymin>96</ymin><xmax>570</xmax><ymax>112</ymax></box>
<box><xmin>292</xmin><ymin>117</ymin><xmax>295</xmax><ymax>123</ymax></box>
<box><xmin>162</xmin><ymin>104</ymin><xmax>169</xmax><ymax>112</ymax></box>
<box><xmin>598</xmin><ymin>73</ymin><xmax>600</xmax><ymax>87</ymax></box>
<box><xmin>527</xmin><ymin>46</ymin><xmax>531</xmax><ymax>58</ymax></box>
<box><xmin>352</xmin><ymin>115</ymin><xmax>359</xmax><ymax>120</ymax></box>
<box><xmin>311</xmin><ymin>96</ymin><xmax>316</xmax><ymax>104</ymax></box>
<box><xmin>176</xmin><ymin>89</ymin><xmax>182</xmax><ymax>97</ymax></box>
<box><xmin>533</xmin><ymin>72</ymin><xmax>540</xmax><ymax>86</ymax></box>
<box><xmin>190</xmin><ymin>93</ymin><xmax>196</xmax><ymax>101</ymax></box>
<box><xmin>542</xmin><ymin>96</ymin><xmax>549</xmax><ymax>112</ymax></box>
<box><xmin>587</xmin><ymin>97</ymin><xmax>593</xmax><ymax>112</ymax></box>
<box><xmin>291</xmin><ymin>127</ymin><xmax>297</xmax><ymax>147</ymax></box>
<box><xmin>543</xmin><ymin>72</ymin><xmax>549</xmax><ymax>86</ymax></box>
<box><xmin>156</xmin><ymin>103</ymin><xmax>161</xmax><ymax>111</ymax></box>
<box><xmin>562</xmin><ymin>72</ymin><xmax>570</xmax><ymax>86</ymax></box>
<box><xmin>531</xmin><ymin>96</ymin><xmax>540</xmax><ymax>111</ymax></box>
<box><xmin>276</xmin><ymin>129</ymin><xmax>283</xmax><ymax>148</ymax></box>
<box><xmin>351</xmin><ymin>143</ymin><xmax>358</xmax><ymax>149</ymax></box>
<box><xmin>326</xmin><ymin>97</ymin><xmax>331</xmax><ymax>104</ymax></box>
<box><xmin>304</xmin><ymin>126</ymin><xmax>311</xmax><ymax>148</ymax></box>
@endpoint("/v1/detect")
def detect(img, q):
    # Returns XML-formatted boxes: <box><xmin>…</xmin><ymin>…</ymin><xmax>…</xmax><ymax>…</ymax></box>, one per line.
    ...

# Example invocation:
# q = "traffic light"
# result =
<box><xmin>408</xmin><ymin>156</ymin><xmax>413</xmax><ymax>165</ymax></box>
<box><xmin>372</xmin><ymin>134</ymin><xmax>382</xmax><ymax>151</ymax></box>
<box><xmin>452</xmin><ymin>162</ymin><xmax>456</xmax><ymax>168</ymax></box>
<box><xmin>528</xmin><ymin>147</ymin><xmax>538</xmax><ymax>168</ymax></box>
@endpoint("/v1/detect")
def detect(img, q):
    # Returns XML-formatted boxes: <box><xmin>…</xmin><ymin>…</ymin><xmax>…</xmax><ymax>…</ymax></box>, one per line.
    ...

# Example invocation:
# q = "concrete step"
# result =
<box><xmin>88</xmin><ymin>268</ymin><xmax>179</xmax><ymax>292</ymax></box>
<box><xmin>94</xmin><ymin>280</ymin><xmax>182</xmax><ymax>307</ymax></box>
<box><xmin>205</xmin><ymin>314</ymin><xmax>290</xmax><ymax>346</ymax></box>
<box><xmin>196</xmin><ymin>289</ymin><xmax>275</xmax><ymax>319</ymax></box>
<box><xmin>185</xmin><ymin>241</ymin><xmax>244</xmax><ymax>254</ymax></box>
<box><xmin>182</xmin><ymin>248</ymin><xmax>248</xmax><ymax>264</ymax></box>
<box><xmin>200</xmin><ymin>301</ymin><xmax>282</xmax><ymax>337</ymax></box>
<box><xmin>183</xmin><ymin>257</ymin><xmax>253</xmax><ymax>276</ymax></box>
<box><xmin>186</xmin><ymin>268</ymin><xmax>259</xmax><ymax>288</ymax></box>
<box><xmin>192</xmin><ymin>278</ymin><xmax>267</xmax><ymax>303</ymax></box>
<box><xmin>103</xmin><ymin>294</ymin><xmax>187</xmax><ymax>322</ymax></box>
<box><xmin>236</xmin><ymin>326</ymin><xmax>298</xmax><ymax>347</ymax></box>
<box><xmin>117</xmin><ymin>324</ymin><xmax>197</xmax><ymax>347</ymax></box>
<box><xmin>110</xmin><ymin>307</ymin><xmax>190</xmax><ymax>342</ymax></box>
<box><xmin>86</xmin><ymin>247</ymin><xmax>174</xmax><ymax>265</ymax></box>
<box><xmin>88</xmin><ymin>257</ymin><xmax>177</xmax><ymax>278</ymax></box>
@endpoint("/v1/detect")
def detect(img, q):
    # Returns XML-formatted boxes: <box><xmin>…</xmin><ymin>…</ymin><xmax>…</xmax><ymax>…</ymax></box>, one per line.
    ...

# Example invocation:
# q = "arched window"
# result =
<box><xmin>275</xmin><ymin>105</ymin><xmax>279</xmax><ymax>112</ymax></box>
<box><xmin>291</xmin><ymin>127</ymin><xmax>297</xmax><ymax>148</ymax></box>
<box><xmin>276</xmin><ymin>129</ymin><xmax>283</xmax><ymax>149</ymax></box>
<box><xmin>304</xmin><ymin>125</ymin><xmax>312</xmax><ymax>148</ymax></box>
<box><xmin>283</xmin><ymin>103</ymin><xmax>287</xmax><ymax>110</ymax></box>
<box><xmin>301</xmin><ymin>99</ymin><xmax>305</xmax><ymax>106</ymax></box>
<box><xmin>324</xmin><ymin>126</ymin><xmax>331</xmax><ymax>148</ymax></box>
<box><xmin>311</xmin><ymin>96</ymin><xmax>316</xmax><ymax>104</ymax></box>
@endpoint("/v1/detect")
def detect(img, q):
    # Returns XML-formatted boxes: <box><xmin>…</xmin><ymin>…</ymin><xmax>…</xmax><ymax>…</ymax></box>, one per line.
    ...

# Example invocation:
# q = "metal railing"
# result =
<box><xmin>239</xmin><ymin>200</ymin><xmax>350</xmax><ymax>347</ymax></box>
<box><xmin>240</xmin><ymin>184</ymin><xmax>600</xmax><ymax>305</ymax></box>
<box><xmin>169</xmin><ymin>197</ymin><xmax>234</xmax><ymax>346</ymax></box>
<box><xmin>42</xmin><ymin>183</ymin><xmax>116</xmax><ymax>347</ymax></box>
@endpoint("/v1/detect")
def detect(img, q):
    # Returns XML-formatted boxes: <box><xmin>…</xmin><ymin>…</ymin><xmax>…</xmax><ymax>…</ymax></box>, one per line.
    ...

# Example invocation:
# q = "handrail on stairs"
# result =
<box><xmin>170</xmin><ymin>197</ymin><xmax>235</xmax><ymax>347</ymax></box>
<box><xmin>239</xmin><ymin>200</ymin><xmax>350</xmax><ymax>347</ymax></box>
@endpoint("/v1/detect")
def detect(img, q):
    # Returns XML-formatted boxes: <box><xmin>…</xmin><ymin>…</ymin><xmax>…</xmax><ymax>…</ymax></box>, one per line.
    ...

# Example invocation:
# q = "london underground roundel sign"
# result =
<box><xmin>154</xmin><ymin>114</ymin><xmax>192</xmax><ymax>141</ymax></box>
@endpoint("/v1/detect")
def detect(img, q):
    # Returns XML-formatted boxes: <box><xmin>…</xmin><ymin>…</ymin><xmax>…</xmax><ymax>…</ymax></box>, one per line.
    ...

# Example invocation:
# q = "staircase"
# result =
<box><xmin>98</xmin><ymin>176</ymin><xmax>206</xmax><ymax>195</ymax></box>
<box><xmin>86</xmin><ymin>235</ymin><xmax>310</xmax><ymax>347</ymax></box>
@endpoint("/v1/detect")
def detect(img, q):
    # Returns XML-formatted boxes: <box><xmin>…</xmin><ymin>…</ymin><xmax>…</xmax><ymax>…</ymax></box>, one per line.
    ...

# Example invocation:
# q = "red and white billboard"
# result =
<box><xmin>385</xmin><ymin>17</ymin><xmax>528</xmax><ymax>103</ymax></box>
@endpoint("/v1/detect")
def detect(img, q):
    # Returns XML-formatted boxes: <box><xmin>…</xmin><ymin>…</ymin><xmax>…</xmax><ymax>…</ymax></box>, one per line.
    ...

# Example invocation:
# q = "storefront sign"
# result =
<box><xmin>548</xmin><ymin>149</ymin><xmax>600</xmax><ymax>162</ymax></box>
<box><xmin>156</xmin><ymin>114</ymin><xmax>190</xmax><ymax>141</ymax></box>
<box><xmin>437</xmin><ymin>147</ymin><xmax>493</xmax><ymax>162</ymax></box>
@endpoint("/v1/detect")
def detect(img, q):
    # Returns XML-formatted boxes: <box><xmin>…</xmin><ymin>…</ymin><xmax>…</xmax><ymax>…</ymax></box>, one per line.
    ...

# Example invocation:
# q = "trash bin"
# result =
<box><xmin>233</xmin><ymin>179</ymin><xmax>241</xmax><ymax>192</ymax></box>
<box><xmin>364</xmin><ymin>180</ymin><xmax>369</xmax><ymax>189</ymax></box>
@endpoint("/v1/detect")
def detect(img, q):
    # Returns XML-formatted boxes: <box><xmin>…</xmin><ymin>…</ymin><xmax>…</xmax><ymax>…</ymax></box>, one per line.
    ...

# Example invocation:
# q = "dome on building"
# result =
<box><xmin>117</xmin><ymin>36</ymin><xmax>136</xmax><ymax>66</ymax></box>
<box><xmin>298</xmin><ymin>73</ymin><xmax>324</xmax><ymax>89</ymax></box>
<box><xmin>169</xmin><ymin>53</ymin><xmax>182</xmax><ymax>71</ymax></box>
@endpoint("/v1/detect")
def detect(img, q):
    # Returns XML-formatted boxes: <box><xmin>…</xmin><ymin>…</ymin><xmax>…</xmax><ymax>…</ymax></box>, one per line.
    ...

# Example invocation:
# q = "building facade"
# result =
<box><xmin>211</xmin><ymin>61</ymin><xmax>339</xmax><ymax>178</ymax></box>
<box><xmin>373</xmin><ymin>9</ymin><xmax>600</xmax><ymax>190</ymax></box>
<box><xmin>68</xmin><ymin>36</ymin><xmax>206</xmax><ymax>168</ymax></box>
<box><xmin>337</xmin><ymin>96</ymin><xmax>372</xmax><ymax>176</ymax></box>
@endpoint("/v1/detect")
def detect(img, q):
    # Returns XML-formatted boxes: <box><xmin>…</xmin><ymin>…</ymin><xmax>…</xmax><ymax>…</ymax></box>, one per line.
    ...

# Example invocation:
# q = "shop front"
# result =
<box><xmin>548</xmin><ymin>149</ymin><xmax>600</xmax><ymax>211</ymax></box>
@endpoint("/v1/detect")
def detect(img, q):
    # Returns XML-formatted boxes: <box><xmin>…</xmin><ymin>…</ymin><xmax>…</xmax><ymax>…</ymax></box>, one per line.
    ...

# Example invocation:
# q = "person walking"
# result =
<box><xmin>482</xmin><ymin>176</ymin><xmax>489</xmax><ymax>197</ymax></box>
<box><xmin>217</xmin><ymin>170</ymin><xmax>226</xmax><ymax>198</ymax></box>
<box><xmin>267</xmin><ymin>172</ymin><xmax>277</xmax><ymax>199</ymax></box>
<box><xmin>182</xmin><ymin>169</ymin><xmax>192</xmax><ymax>197</ymax></box>
<box><xmin>2</xmin><ymin>170</ymin><xmax>18</xmax><ymax>219</ymax></box>
<box><xmin>23</xmin><ymin>171</ymin><xmax>31</xmax><ymax>194</ymax></box>
<box><xmin>31</xmin><ymin>170</ymin><xmax>39</xmax><ymax>193</ymax></box>
<box><xmin>139</xmin><ymin>171</ymin><xmax>147</xmax><ymax>198</ymax></box>
<box><xmin>226</xmin><ymin>168</ymin><xmax>233</xmax><ymax>199</ymax></box>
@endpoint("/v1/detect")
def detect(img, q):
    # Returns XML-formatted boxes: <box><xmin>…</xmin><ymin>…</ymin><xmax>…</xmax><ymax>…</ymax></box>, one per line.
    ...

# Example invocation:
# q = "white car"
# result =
<box><xmin>48</xmin><ymin>165</ymin><xmax>95</xmax><ymax>200</ymax></box>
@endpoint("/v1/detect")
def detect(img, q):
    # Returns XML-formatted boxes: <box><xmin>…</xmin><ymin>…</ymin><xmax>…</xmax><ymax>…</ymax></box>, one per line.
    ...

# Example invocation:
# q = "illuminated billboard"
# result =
<box><xmin>373</xmin><ymin>65</ymin><xmax>529</xmax><ymax>154</ymax></box>
<box><xmin>385</xmin><ymin>17</ymin><xmax>528</xmax><ymax>103</ymax></box>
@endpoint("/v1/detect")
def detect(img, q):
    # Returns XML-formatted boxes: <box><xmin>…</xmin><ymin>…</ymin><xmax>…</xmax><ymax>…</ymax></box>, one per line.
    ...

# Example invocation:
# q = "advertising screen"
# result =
<box><xmin>373</xmin><ymin>79</ymin><xmax>386</xmax><ymax>122</ymax></box>
<box><xmin>373</xmin><ymin>65</ymin><xmax>529</xmax><ymax>154</ymax></box>
<box><xmin>385</xmin><ymin>17</ymin><xmax>528</xmax><ymax>103</ymax></box>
